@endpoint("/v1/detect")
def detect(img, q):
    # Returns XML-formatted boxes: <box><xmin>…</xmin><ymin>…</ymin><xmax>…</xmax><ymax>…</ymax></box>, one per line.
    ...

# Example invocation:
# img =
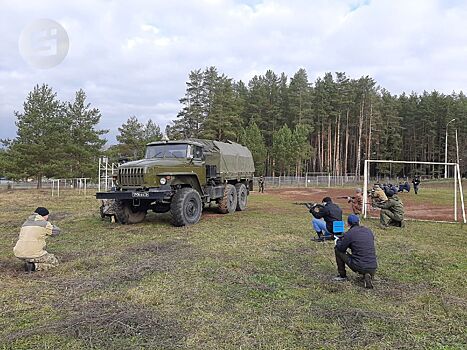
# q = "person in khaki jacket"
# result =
<box><xmin>13</xmin><ymin>207</ymin><xmax>61</xmax><ymax>272</ymax></box>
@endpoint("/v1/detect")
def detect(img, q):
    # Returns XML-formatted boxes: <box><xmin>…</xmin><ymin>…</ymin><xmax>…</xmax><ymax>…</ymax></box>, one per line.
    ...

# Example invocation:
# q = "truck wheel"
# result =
<box><xmin>235</xmin><ymin>183</ymin><xmax>248</xmax><ymax>211</ymax></box>
<box><xmin>218</xmin><ymin>184</ymin><xmax>238</xmax><ymax>214</ymax></box>
<box><xmin>115</xmin><ymin>200</ymin><xmax>147</xmax><ymax>224</ymax></box>
<box><xmin>171</xmin><ymin>188</ymin><xmax>202</xmax><ymax>226</ymax></box>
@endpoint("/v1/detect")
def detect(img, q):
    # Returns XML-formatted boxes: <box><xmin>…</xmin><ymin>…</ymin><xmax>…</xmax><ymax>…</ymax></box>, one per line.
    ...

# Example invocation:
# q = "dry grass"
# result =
<box><xmin>0</xmin><ymin>188</ymin><xmax>466</xmax><ymax>349</ymax></box>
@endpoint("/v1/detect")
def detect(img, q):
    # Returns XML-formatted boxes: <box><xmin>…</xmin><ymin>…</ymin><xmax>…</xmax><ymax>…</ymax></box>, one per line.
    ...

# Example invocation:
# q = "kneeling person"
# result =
<box><xmin>13</xmin><ymin>207</ymin><xmax>61</xmax><ymax>272</ymax></box>
<box><xmin>334</xmin><ymin>215</ymin><xmax>377</xmax><ymax>289</ymax></box>
<box><xmin>310</xmin><ymin>197</ymin><xmax>343</xmax><ymax>241</ymax></box>
<box><xmin>375</xmin><ymin>190</ymin><xmax>405</xmax><ymax>228</ymax></box>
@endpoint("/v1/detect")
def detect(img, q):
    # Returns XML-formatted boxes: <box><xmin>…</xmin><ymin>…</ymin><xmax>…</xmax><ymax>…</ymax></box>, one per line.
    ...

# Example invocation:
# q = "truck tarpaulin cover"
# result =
<box><xmin>195</xmin><ymin>139</ymin><xmax>254</xmax><ymax>176</ymax></box>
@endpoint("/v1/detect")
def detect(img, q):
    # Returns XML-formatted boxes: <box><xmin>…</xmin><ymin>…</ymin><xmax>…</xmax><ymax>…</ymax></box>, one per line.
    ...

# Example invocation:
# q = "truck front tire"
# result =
<box><xmin>235</xmin><ymin>183</ymin><xmax>248</xmax><ymax>211</ymax></box>
<box><xmin>114</xmin><ymin>200</ymin><xmax>147</xmax><ymax>224</ymax></box>
<box><xmin>218</xmin><ymin>184</ymin><xmax>238</xmax><ymax>214</ymax></box>
<box><xmin>171</xmin><ymin>188</ymin><xmax>203</xmax><ymax>226</ymax></box>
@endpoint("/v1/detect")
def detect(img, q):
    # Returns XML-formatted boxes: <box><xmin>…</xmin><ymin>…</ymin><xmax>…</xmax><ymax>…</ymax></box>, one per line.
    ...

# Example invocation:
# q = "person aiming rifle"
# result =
<box><xmin>338</xmin><ymin>188</ymin><xmax>363</xmax><ymax>215</ymax></box>
<box><xmin>308</xmin><ymin>197</ymin><xmax>343</xmax><ymax>241</ymax></box>
<box><xmin>13</xmin><ymin>207</ymin><xmax>61</xmax><ymax>272</ymax></box>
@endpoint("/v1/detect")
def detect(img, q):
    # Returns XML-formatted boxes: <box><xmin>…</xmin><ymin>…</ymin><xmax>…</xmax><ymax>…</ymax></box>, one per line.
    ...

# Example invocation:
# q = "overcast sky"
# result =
<box><xmin>1</xmin><ymin>0</ymin><xmax>467</xmax><ymax>143</ymax></box>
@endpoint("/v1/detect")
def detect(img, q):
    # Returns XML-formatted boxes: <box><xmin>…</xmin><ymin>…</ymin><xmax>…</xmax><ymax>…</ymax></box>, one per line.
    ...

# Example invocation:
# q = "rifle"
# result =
<box><xmin>294</xmin><ymin>202</ymin><xmax>320</xmax><ymax>209</ymax></box>
<box><xmin>337</xmin><ymin>196</ymin><xmax>355</xmax><ymax>200</ymax></box>
<box><xmin>293</xmin><ymin>202</ymin><xmax>323</xmax><ymax>211</ymax></box>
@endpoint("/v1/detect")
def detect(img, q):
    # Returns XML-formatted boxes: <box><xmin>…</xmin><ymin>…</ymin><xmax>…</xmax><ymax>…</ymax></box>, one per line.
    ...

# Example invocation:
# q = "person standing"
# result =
<box><xmin>13</xmin><ymin>207</ymin><xmax>61</xmax><ymax>272</ymax></box>
<box><xmin>310</xmin><ymin>197</ymin><xmax>343</xmax><ymax>241</ymax></box>
<box><xmin>334</xmin><ymin>215</ymin><xmax>378</xmax><ymax>289</ymax></box>
<box><xmin>412</xmin><ymin>176</ymin><xmax>420</xmax><ymax>194</ymax></box>
<box><xmin>258</xmin><ymin>176</ymin><xmax>265</xmax><ymax>193</ymax></box>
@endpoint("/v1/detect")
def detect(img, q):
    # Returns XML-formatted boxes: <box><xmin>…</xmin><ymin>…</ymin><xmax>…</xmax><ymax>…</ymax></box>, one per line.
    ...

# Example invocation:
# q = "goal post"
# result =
<box><xmin>363</xmin><ymin>160</ymin><xmax>466</xmax><ymax>223</ymax></box>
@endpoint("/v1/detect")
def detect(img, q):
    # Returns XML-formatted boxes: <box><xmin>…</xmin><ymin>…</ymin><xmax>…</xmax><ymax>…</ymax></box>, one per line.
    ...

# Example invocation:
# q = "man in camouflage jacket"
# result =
<box><xmin>13</xmin><ymin>207</ymin><xmax>61</xmax><ymax>272</ymax></box>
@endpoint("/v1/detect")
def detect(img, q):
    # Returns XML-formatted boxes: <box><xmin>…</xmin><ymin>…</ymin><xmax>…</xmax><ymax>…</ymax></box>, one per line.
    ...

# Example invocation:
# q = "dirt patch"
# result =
<box><xmin>267</xmin><ymin>188</ymin><xmax>459</xmax><ymax>221</ymax></box>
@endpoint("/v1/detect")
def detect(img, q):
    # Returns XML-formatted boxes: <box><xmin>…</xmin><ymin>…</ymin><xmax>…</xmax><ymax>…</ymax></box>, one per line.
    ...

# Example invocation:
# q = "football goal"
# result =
<box><xmin>362</xmin><ymin>160</ymin><xmax>466</xmax><ymax>223</ymax></box>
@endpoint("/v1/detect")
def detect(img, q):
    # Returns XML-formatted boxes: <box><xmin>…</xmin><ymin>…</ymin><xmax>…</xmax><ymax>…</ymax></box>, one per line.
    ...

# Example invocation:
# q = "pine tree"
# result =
<box><xmin>239</xmin><ymin>121</ymin><xmax>267</xmax><ymax>175</ymax></box>
<box><xmin>143</xmin><ymin>119</ymin><xmax>163</xmax><ymax>144</ymax></box>
<box><xmin>65</xmin><ymin>89</ymin><xmax>108</xmax><ymax>178</ymax></box>
<box><xmin>272</xmin><ymin>125</ymin><xmax>293</xmax><ymax>175</ymax></box>
<box><xmin>171</xmin><ymin>69</ymin><xmax>205</xmax><ymax>138</ymax></box>
<box><xmin>116</xmin><ymin>116</ymin><xmax>145</xmax><ymax>159</ymax></box>
<box><xmin>3</xmin><ymin>84</ymin><xmax>68</xmax><ymax>187</ymax></box>
<box><xmin>202</xmin><ymin>75</ymin><xmax>241</xmax><ymax>141</ymax></box>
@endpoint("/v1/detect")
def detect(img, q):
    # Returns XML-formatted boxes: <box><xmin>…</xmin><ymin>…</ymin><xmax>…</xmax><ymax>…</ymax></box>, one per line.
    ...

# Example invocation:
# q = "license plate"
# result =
<box><xmin>132</xmin><ymin>192</ymin><xmax>149</xmax><ymax>198</ymax></box>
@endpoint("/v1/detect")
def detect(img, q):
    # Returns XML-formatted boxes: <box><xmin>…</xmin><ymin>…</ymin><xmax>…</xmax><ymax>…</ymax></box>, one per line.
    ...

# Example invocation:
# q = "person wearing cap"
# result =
<box><xmin>374</xmin><ymin>190</ymin><xmax>405</xmax><ymax>228</ymax></box>
<box><xmin>334</xmin><ymin>215</ymin><xmax>378</xmax><ymax>289</ymax></box>
<box><xmin>310</xmin><ymin>197</ymin><xmax>343</xmax><ymax>241</ymax></box>
<box><xmin>13</xmin><ymin>207</ymin><xmax>61</xmax><ymax>272</ymax></box>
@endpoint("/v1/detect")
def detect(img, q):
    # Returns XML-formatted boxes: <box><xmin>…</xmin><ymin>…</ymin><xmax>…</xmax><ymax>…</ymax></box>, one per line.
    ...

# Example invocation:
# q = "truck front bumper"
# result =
<box><xmin>96</xmin><ymin>188</ymin><xmax>172</xmax><ymax>201</ymax></box>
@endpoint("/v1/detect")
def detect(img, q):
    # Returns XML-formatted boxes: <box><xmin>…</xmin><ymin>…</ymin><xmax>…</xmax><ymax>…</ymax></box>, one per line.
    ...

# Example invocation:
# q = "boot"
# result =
<box><xmin>364</xmin><ymin>273</ymin><xmax>374</xmax><ymax>289</ymax></box>
<box><xmin>25</xmin><ymin>262</ymin><xmax>35</xmax><ymax>273</ymax></box>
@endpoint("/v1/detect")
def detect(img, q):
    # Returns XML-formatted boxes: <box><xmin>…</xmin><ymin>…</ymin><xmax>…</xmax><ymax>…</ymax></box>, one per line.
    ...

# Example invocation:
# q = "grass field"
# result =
<box><xmin>0</xmin><ymin>188</ymin><xmax>466</xmax><ymax>349</ymax></box>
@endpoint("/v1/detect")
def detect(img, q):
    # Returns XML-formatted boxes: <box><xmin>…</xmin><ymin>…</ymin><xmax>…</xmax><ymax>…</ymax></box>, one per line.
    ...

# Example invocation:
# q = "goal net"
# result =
<box><xmin>362</xmin><ymin>160</ymin><xmax>466</xmax><ymax>223</ymax></box>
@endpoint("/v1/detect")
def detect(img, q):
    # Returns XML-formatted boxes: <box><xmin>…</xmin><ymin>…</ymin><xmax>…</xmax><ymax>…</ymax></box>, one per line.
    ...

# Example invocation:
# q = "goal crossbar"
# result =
<box><xmin>363</xmin><ymin>160</ymin><xmax>466</xmax><ymax>224</ymax></box>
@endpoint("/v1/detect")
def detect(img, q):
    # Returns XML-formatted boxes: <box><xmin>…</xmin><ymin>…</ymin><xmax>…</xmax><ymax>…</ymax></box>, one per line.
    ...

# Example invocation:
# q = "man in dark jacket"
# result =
<box><xmin>374</xmin><ymin>190</ymin><xmax>405</xmax><ymax>228</ymax></box>
<box><xmin>334</xmin><ymin>215</ymin><xmax>377</xmax><ymax>289</ymax></box>
<box><xmin>412</xmin><ymin>176</ymin><xmax>420</xmax><ymax>194</ymax></box>
<box><xmin>310</xmin><ymin>197</ymin><xmax>343</xmax><ymax>241</ymax></box>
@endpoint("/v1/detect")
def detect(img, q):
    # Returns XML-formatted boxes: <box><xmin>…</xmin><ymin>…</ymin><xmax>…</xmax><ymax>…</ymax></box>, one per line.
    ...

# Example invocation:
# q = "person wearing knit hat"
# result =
<box><xmin>334</xmin><ymin>215</ymin><xmax>378</xmax><ymax>289</ymax></box>
<box><xmin>13</xmin><ymin>207</ymin><xmax>61</xmax><ymax>272</ymax></box>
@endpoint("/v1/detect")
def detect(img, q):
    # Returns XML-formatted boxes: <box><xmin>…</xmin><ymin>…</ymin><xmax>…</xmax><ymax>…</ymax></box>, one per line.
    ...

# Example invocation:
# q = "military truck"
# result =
<box><xmin>96</xmin><ymin>139</ymin><xmax>255</xmax><ymax>226</ymax></box>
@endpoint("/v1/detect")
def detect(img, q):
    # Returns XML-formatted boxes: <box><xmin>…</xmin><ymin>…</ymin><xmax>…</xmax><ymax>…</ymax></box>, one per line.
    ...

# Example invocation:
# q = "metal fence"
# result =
<box><xmin>1</xmin><ymin>174</ymin><xmax>361</xmax><ymax>191</ymax></box>
<box><xmin>0</xmin><ymin>179</ymin><xmax>98</xmax><ymax>190</ymax></box>
<box><xmin>254</xmin><ymin>175</ymin><xmax>360</xmax><ymax>189</ymax></box>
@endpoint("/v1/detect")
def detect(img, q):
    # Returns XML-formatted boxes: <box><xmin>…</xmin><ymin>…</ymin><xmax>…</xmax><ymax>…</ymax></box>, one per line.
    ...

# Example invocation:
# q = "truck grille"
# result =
<box><xmin>119</xmin><ymin>167</ymin><xmax>145</xmax><ymax>186</ymax></box>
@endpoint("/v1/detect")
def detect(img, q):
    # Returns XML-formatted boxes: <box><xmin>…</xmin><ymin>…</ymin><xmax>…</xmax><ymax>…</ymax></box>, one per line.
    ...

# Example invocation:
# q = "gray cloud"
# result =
<box><xmin>1</xmin><ymin>0</ymin><xmax>466</xmax><ymax>143</ymax></box>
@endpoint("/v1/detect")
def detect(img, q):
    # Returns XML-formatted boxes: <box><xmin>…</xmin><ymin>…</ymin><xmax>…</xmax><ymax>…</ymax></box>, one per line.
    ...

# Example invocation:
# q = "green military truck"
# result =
<box><xmin>96</xmin><ymin>139</ymin><xmax>255</xmax><ymax>226</ymax></box>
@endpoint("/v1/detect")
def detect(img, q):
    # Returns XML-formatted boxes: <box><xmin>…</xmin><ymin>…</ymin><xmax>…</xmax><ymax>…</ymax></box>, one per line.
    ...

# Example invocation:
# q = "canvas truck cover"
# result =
<box><xmin>193</xmin><ymin>139</ymin><xmax>255</xmax><ymax>178</ymax></box>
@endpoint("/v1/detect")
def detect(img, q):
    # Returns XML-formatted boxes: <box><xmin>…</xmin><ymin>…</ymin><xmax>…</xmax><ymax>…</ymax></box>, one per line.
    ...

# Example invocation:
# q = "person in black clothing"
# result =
<box><xmin>412</xmin><ymin>176</ymin><xmax>420</xmax><ymax>194</ymax></box>
<box><xmin>310</xmin><ymin>197</ymin><xmax>343</xmax><ymax>241</ymax></box>
<box><xmin>334</xmin><ymin>214</ymin><xmax>378</xmax><ymax>289</ymax></box>
<box><xmin>258</xmin><ymin>176</ymin><xmax>265</xmax><ymax>193</ymax></box>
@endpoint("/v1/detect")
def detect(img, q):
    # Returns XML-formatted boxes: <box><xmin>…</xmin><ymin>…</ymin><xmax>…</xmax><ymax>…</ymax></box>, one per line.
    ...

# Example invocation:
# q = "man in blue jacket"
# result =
<box><xmin>334</xmin><ymin>215</ymin><xmax>378</xmax><ymax>289</ymax></box>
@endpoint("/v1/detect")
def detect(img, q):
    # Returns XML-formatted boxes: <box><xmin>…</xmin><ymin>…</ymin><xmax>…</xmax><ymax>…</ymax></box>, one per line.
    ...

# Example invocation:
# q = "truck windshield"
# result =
<box><xmin>145</xmin><ymin>144</ymin><xmax>188</xmax><ymax>159</ymax></box>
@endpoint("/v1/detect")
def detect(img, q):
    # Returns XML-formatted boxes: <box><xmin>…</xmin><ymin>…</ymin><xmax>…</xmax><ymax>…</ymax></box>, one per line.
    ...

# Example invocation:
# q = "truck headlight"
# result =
<box><xmin>160</xmin><ymin>177</ymin><xmax>167</xmax><ymax>185</ymax></box>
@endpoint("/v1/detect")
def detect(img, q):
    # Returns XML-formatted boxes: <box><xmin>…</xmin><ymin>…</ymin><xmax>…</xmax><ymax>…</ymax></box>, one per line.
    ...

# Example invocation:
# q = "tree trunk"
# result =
<box><xmin>367</xmin><ymin>102</ymin><xmax>373</xmax><ymax>161</ymax></box>
<box><xmin>37</xmin><ymin>174</ymin><xmax>42</xmax><ymax>189</ymax></box>
<box><xmin>328</xmin><ymin>123</ymin><xmax>332</xmax><ymax>173</ymax></box>
<box><xmin>344</xmin><ymin>109</ymin><xmax>349</xmax><ymax>176</ymax></box>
